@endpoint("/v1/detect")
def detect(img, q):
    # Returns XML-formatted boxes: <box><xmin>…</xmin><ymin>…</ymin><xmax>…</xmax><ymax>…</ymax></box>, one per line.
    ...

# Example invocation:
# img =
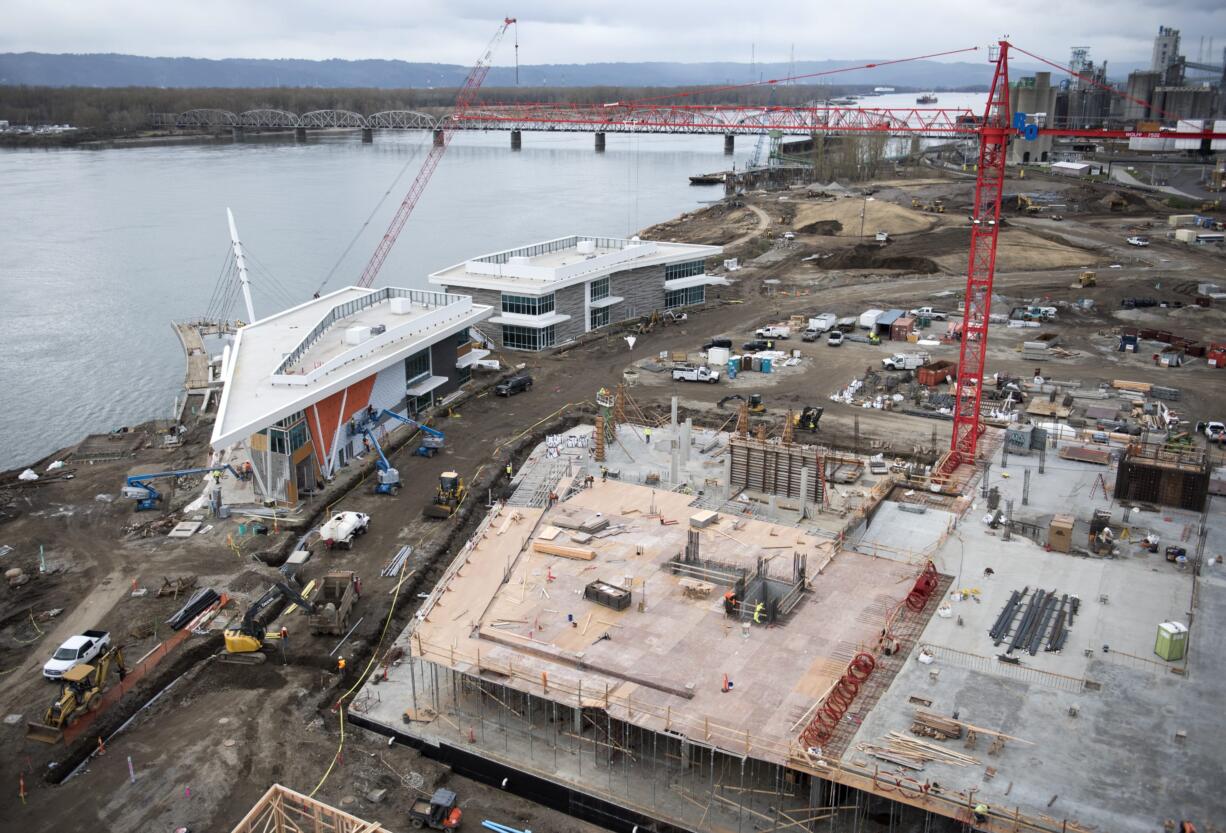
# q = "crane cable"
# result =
<box><xmin>313</xmin><ymin>144</ymin><xmax>425</xmax><ymax>298</ymax></box>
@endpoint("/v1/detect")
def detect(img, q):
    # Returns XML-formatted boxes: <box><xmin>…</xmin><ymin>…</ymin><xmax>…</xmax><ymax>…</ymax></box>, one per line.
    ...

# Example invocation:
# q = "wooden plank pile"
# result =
<box><xmin>860</xmin><ymin>732</ymin><xmax>980</xmax><ymax>770</ymax></box>
<box><xmin>911</xmin><ymin>710</ymin><xmax>964</xmax><ymax>740</ymax></box>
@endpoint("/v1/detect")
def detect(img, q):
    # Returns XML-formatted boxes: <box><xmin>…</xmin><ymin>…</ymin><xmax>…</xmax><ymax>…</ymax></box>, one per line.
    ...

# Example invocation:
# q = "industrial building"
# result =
<box><xmin>347</xmin><ymin>393</ymin><xmax>1225</xmax><ymax>833</ymax></box>
<box><xmin>209</xmin><ymin>286</ymin><xmax>491</xmax><ymax>504</ymax></box>
<box><xmin>429</xmin><ymin>235</ymin><xmax>724</xmax><ymax>351</ymax></box>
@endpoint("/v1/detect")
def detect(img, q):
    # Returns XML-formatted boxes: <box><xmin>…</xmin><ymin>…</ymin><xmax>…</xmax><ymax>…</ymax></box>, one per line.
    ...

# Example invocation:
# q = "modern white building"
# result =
<box><xmin>210</xmin><ymin>286</ymin><xmax>491</xmax><ymax>504</ymax></box>
<box><xmin>429</xmin><ymin>235</ymin><xmax>724</xmax><ymax>351</ymax></box>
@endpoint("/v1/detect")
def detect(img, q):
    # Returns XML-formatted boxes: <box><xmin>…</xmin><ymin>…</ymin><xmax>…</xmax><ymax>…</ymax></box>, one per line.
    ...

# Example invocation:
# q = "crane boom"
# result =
<box><xmin>356</xmin><ymin>18</ymin><xmax>516</xmax><ymax>289</ymax></box>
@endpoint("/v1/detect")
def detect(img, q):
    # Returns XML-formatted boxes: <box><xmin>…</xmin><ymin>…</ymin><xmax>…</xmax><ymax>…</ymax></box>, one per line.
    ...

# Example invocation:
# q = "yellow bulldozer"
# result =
<box><xmin>27</xmin><ymin>645</ymin><xmax>126</xmax><ymax>744</ymax></box>
<box><xmin>425</xmin><ymin>471</ymin><xmax>466</xmax><ymax>519</ymax></box>
<box><xmin>1078</xmin><ymin>269</ymin><xmax>1098</xmax><ymax>288</ymax></box>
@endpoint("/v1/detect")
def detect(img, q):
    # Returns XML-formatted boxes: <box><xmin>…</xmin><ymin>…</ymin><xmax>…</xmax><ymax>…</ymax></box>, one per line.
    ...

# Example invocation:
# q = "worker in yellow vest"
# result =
<box><xmin>753</xmin><ymin>602</ymin><xmax>765</xmax><ymax>624</ymax></box>
<box><xmin>974</xmin><ymin>803</ymin><xmax>989</xmax><ymax>825</ymax></box>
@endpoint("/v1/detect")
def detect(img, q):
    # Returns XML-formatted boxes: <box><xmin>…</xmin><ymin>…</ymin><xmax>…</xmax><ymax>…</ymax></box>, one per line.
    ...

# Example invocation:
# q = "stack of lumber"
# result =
<box><xmin>860</xmin><ymin>733</ymin><xmax>980</xmax><ymax>770</ymax></box>
<box><xmin>911</xmin><ymin>710</ymin><xmax>963</xmax><ymax>740</ymax></box>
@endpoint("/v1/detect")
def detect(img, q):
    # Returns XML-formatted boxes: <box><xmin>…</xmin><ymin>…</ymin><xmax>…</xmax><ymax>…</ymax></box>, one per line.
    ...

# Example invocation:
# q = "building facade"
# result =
<box><xmin>210</xmin><ymin>286</ymin><xmax>492</xmax><ymax>504</ymax></box>
<box><xmin>429</xmin><ymin>236</ymin><xmax>724</xmax><ymax>351</ymax></box>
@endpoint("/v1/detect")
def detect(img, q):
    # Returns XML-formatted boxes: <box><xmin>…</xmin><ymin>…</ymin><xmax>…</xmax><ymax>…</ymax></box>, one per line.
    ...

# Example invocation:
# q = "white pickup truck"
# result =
<box><xmin>319</xmin><ymin>511</ymin><xmax>371</xmax><ymax>550</ymax></box>
<box><xmin>673</xmin><ymin>365</ymin><xmax>720</xmax><ymax>384</ymax></box>
<box><xmin>882</xmin><ymin>352</ymin><xmax>930</xmax><ymax>371</ymax></box>
<box><xmin>44</xmin><ymin>629</ymin><xmax>111</xmax><ymax>680</ymax></box>
<box><xmin>755</xmin><ymin>325</ymin><xmax>791</xmax><ymax>340</ymax></box>
<box><xmin>908</xmin><ymin>306</ymin><xmax>948</xmax><ymax>320</ymax></box>
<box><xmin>1197</xmin><ymin>421</ymin><xmax>1225</xmax><ymax>443</ymax></box>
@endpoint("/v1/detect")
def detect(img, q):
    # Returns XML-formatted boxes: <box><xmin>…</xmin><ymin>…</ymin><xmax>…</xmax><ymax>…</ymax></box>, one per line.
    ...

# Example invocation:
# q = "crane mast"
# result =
<box><xmin>948</xmin><ymin>40</ymin><xmax>1011</xmax><ymax>471</ymax></box>
<box><xmin>356</xmin><ymin>18</ymin><xmax>516</xmax><ymax>289</ymax></box>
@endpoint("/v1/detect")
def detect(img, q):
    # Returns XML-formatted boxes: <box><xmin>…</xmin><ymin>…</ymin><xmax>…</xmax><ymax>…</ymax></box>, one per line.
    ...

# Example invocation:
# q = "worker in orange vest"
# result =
<box><xmin>337</xmin><ymin>656</ymin><xmax>346</xmax><ymax>674</ymax></box>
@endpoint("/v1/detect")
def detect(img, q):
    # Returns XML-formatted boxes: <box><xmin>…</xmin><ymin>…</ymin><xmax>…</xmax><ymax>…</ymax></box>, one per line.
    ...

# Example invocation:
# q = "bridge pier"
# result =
<box><xmin>724</xmin><ymin>133</ymin><xmax>735</xmax><ymax>154</ymax></box>
<box><xmin>510</xmin><ymin>129</ymin><xmax>522</xmax><ymax>151</ymax></box>
<box><xmin>595</xmin><ymin>132</ymin><xmax>606</xmax><ymax>152</ymax></box>
<box><xmin>232</xmin><ymin>127</ymin><xmax>244</xmax><ymax>141</ymax></box>
<box><xmin>361</xmin><ymin>128</ymin><xmax>373</xmax><ymax>143</ymax></box>
<box><xmin>295</xmin><ymin>127</ymin><xmax>307</xmax><ymax>142</ymax></box>
<box><xmin>433</xmin><ymin>129</ymin><xmax>444</xmax><ymax>147</ymax></box>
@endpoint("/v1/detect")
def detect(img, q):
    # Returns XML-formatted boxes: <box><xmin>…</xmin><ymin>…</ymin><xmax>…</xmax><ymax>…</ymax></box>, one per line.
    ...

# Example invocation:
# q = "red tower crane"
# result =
<box><xmin>463</xmin><ymin>40</ymin><xmax>1226</xmax><ymax>471</ymax></box>
<box><xmin>355</xmin><ymin>17</ymin><xmax>517</xmax><ymax>289</ymax></box>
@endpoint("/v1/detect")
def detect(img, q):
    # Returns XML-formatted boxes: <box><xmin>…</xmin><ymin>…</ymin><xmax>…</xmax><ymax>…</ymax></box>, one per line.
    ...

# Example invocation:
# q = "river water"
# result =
<box><xmin>0</xmin><ymin>90</ymin><xmax>987</xmax><ymax>470</ymax></box>
<box><xmin>0</xmin><ymin>131</ymin><xmax>759</xmax><ymax>469</ymax></box>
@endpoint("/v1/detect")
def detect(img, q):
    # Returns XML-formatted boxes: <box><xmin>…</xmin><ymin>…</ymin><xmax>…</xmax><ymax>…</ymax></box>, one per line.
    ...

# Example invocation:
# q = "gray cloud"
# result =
<box><xmin>1</xmin><ymin>0</ymin><xmax>1222</xmax><ymax>70</ymax></box>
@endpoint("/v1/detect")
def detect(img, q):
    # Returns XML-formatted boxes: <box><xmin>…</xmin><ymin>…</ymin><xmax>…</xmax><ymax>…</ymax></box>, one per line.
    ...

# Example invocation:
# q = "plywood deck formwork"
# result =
<box><xmin>401</xmin><ymin>479</ymin><xmax>923</xmax><ymax>765</ymax></box>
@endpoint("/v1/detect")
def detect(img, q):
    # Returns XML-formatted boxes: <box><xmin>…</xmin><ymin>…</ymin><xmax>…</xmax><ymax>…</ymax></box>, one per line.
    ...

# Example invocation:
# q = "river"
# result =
<box><xmin>0</xmin><ymin>90</ymin><xmax>989</xmax><ymax>471</ymax></box>
<box><xmin>0</xmin><ymin>130</ymin><xmax>754</xmax><ymax>470</ymax></box>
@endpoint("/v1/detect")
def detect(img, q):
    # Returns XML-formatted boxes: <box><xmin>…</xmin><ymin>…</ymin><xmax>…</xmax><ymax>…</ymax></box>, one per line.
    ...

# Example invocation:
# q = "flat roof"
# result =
<box><xmin>428</xmin><ymin>235</ymin><xmax>723</xmax><ymax>295</ymax></box>
<box><xmin>396</xmin><ymin>479</ymin><xmax>924</xmax><ymax>766</ymax></box>
<box><xmin>210</xmin><ymin>286</ymin><xmax>490</xmax><ymax>449</ymax></box>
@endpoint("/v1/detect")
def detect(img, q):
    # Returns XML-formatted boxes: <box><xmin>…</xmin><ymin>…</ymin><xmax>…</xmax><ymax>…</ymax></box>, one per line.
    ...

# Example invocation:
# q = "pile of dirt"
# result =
<box><xmin>819</xmin><ymin>244</ymin><xmax>940</xmax><ymax>273</ymax></box>
<box><xmin>932</xmin><ymin>229</ymin><xmax>1095</xmax><ymax>273</ymax></box>
<box><xmin>795</xmin><ymin>219</ymin><xmax>843</xmax><ymax>235</ymax></box>
<box><xmin>791</xmin><ymin>198</ymin><xmax>936</xmax><ymax>237</ymax></box>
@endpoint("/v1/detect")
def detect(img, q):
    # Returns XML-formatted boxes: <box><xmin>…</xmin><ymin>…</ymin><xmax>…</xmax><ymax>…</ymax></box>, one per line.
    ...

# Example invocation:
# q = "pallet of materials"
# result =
<box><xmin>1058</xmin><ymin>446</ymin><xmax>1112</xmax><ymax>465</ymax></box>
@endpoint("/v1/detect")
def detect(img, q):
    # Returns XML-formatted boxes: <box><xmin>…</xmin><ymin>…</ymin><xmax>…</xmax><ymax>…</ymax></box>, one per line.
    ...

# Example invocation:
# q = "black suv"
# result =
<box><xmin>494</xmin><ymin>374</ymin><xmax>533</xmax><ymax>397</ymax></box>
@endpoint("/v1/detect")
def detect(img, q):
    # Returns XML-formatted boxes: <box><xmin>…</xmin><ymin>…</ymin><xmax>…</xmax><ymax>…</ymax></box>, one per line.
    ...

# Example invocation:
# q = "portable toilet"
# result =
<box><xmin>1154</xmin><ymin>621</ymin><xmax>1188</xmax><ymax>661</ymax></box>
<box><xmin>761</xmin><ymin>357</ymin><xmax>773</xmax><ymax>373</ymax></box>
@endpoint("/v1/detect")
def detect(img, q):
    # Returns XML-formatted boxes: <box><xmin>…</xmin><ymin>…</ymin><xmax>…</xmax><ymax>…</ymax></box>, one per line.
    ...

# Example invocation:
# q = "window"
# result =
<box><xmin>501</xmin><ymin>293</ymin><xmax>555</xmax><ymax>316</ymax></box>
<box><xmin>265</xmin><ymin>412</ymin><xmax>308</xmax><ymax>455</ymax></box>
<box><xmin>665</xmin><ymin>259</ymin><xmax>705</xmax><ymax>280</ymax></box>
<box><xmin>590</xmin><ymin>277</ymin><xmax>610</xmax><ymax>302</ymax></box>
<box><xmin>590</xmin><ymin>306</ymin><xmax>610</xmax><ymax>329</ymax></box>
<box><xmin>503</xmin><ymin>324</ymin><xmax>556</xmax><ymax>351</ymax></box>
<box><xmin>665</xmin><ymin>286</ymin><xmax>705</xmax><ymax>309</ymax></box>
<box><xmin>405</xmin><ymin>348</ymin><xmax>430</xmax><ymax>385</ymax></box>
<box><xmin>454</xmin><ymin>327</ymin><xmax>471</xmax><ymax>346</ymax></box>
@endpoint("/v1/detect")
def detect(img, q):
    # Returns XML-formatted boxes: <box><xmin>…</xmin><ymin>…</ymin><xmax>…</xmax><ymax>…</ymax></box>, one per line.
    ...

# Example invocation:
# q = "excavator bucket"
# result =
<box><xmin>25</xmin><ymin>721</ymin><xmax>64</xmax><ymax>744</ymax></box>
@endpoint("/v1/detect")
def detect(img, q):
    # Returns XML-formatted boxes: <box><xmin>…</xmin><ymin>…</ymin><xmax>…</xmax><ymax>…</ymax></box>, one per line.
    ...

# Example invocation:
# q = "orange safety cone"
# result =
<box><xmin>97</xmin><ymin>736</ymin><xmax>106</xmax><ymax>756</ymax></box>
<box><xmin>19</xmin><ymin>773</ymin><xmax>26</xmax><ymax>805</ymax></box>
<box><xmin>721</xmin><ymin>674</ymin><xmax>730</xmax><ymax>693</ymax></box>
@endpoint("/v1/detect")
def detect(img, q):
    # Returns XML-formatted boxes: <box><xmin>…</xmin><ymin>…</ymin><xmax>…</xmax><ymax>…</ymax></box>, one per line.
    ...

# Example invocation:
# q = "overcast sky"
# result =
<box><xmin>3</xmin><ymin>0</ymin><xmax>1224</xmax><ymax>68</ymax></box>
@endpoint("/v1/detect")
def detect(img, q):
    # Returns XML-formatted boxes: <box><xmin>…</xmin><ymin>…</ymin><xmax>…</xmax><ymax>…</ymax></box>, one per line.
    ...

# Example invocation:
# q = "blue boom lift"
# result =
<box><xmin>360</xmin><ymin>409</ymin><xmax>446</xmax><ymax>497</ymax></box>
<box><xmin>121</xmin><ymin>465</ymin><xmax>241</xmax><ymax>511</ymax></box>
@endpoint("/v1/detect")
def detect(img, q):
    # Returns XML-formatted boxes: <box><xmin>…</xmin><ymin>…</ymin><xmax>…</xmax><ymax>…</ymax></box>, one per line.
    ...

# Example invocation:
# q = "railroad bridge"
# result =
<box><xmin>149</xmin><ymin>104</ymin><xmax>980</xmax><ymax>151</ymax></box>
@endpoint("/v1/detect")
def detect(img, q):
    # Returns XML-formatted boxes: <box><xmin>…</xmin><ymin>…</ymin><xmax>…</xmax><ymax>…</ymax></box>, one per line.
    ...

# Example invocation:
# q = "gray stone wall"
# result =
<box><xmin>609</xmin><ymin>264</ymin><xmax>666</xmax><ymax>323</ymax></box>
<box><xmin>553</xmin><ymin>284</ymin><xmax>586</xmax><ymax>345</ymax></box>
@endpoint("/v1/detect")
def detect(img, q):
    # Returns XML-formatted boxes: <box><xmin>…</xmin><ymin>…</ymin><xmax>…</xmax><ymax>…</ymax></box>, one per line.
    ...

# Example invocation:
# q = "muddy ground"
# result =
<box><xmin>1</xmin><ymin>166</ymin><xmax>1224</xmax><ymax>832</ymax></box>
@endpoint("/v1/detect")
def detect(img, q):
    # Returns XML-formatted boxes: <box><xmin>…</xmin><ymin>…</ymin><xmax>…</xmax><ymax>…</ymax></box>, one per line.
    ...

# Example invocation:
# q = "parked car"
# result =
<box><xmin>801</xmin><ymin>329</ymin><xmax>822</xmax><ymax>342</ymax></box>
<box><xmin>494</xmin><ymin>374</ymin><xmax>533</xmax><ymax>397</ymax></box>
<box><xmin>742</xmin><ymin>339</ymin><xmax>771</xmax><ymax>352</ymax></box>
<box><xmin>827</xmin><ymin>331</ymin><xmax>845</xmax><ymax>346</ymax></box>
<box><xmin>44</xmin><ymin>630</ymin><xmax>111</xmax><ymax>680</ymax></box>
<box><xmin>702</xmin><ymin>338</ymin><xmax>733</xmax><ymax>351</ymax></box>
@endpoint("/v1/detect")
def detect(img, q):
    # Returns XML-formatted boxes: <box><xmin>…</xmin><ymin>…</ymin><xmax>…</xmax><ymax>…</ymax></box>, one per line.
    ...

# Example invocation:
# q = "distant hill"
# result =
<box><xmin>0</xmin><ymin>51</ymin><xmax>1013</xmax><ymax>90</ymax></box>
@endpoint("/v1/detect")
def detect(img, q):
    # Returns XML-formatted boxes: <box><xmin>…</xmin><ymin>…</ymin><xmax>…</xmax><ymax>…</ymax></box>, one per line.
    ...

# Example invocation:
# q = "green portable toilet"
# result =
<box><xmin>1154</xmin><ymin>621</ymin><xmax>1188</xmax><ymax>661</ymax></box>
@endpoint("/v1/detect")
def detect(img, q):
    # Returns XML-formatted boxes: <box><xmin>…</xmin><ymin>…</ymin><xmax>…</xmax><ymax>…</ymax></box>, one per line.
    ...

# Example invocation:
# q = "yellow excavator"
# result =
<box><xmin>223</xmin><ymin>581</ymin><xmax>316</xmax><ymax>660</ymax></box>
<box><xmin>425</xmin><ymin>471</ymin><xmax>466</xmax><ymax>519</ymax></box>
<box><xmin>27</xmin><ymin>645</ymin><xmax>127</xmax><ymax>743</ymax></box>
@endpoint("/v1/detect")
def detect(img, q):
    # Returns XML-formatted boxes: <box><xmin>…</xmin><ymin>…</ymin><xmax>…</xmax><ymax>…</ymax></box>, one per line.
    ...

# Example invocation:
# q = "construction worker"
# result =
<box><xmin>505</xmin><ymin>460</ymin><xmax>513</xmax><ymax>478</ymax></box>
<box><xmin>336</xmin><ymin>656</ymin><xmax>346</xmax><ymax>674</ymax></box>
<box><xmin>753</xmin><ymin>601</ymin><xmax>765</xmax><ymax>624</ymax></box>
<box><xmin>644</xmin><ymin>427</ymin><xmax>652</xmax><ymax>444</ymax></box>
<box><xmin>279</xmin><ymin>626</ymin><xmax>288</xmax><ymax>644</ymax></box>
<box><xmin>973</xmin><ymin>803</ymin><xmax>989</xmax><ymax>825</ymax></box>
<box><xmin>211</xmin><ymin>470</ymin><xmax>222</xmax><ymax>484</ymax></box>
<box><xmin>362</xmin><ymin>436</ymin><xmax>372</xmax><ymax>454</ymax></box>
<box><xmin>723</xmin><ymin>591</ymin><xmax>738</xmax><ymax>617</ymax></box>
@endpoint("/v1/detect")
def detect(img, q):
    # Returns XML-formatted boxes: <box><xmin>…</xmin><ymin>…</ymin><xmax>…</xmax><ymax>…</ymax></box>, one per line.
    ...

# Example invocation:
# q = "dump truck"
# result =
<box><xmin>309</xmin><ymin>571</ymin><xmax>359</xmax><ymax>636</ymax></box>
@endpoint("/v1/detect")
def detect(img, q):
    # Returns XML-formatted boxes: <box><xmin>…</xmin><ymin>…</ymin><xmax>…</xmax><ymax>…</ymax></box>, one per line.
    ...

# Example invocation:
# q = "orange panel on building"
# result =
<box><xmin>307</xmin><ymin>376</ymin><xmax>378</xmax><ymax>462</ymax></box>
